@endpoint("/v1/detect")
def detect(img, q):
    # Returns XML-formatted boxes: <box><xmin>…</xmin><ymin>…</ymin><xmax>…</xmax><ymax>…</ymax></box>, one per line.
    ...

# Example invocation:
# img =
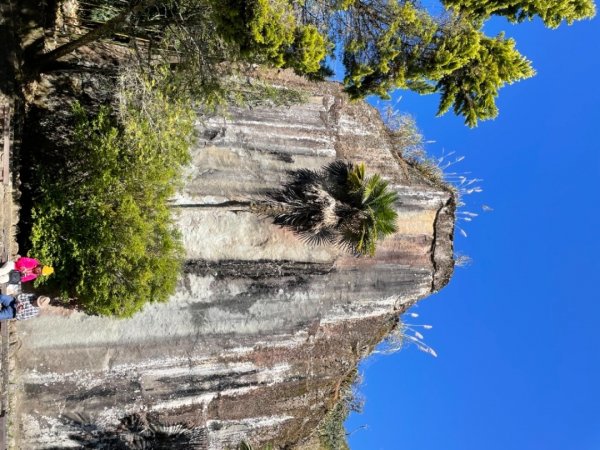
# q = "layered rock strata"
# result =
<box><xmin>16</xmin><ymin>73</ymin><xmax>455</xmax><ymax>449</ymax></box>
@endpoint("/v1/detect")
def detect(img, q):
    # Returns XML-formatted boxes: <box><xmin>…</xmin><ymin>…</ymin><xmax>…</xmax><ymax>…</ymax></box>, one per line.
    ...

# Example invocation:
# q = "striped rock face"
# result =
<box><xmin>16</xmin><ymin>74</ymin><xmax>454</xmax><ymax>449</ymax></box>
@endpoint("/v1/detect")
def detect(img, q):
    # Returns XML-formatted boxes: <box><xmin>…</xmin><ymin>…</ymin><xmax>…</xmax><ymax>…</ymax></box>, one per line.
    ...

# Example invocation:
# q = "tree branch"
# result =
<box><xmin>29</xmin><ymin>0</ymin><xmax>157</xmax><ymax>75</ymax></box>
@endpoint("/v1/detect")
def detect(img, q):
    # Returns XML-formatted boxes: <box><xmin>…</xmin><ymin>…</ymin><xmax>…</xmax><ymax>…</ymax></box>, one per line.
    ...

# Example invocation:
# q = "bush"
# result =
<box><xmin>318</xmin><ymin>400</ymin><xmax>351</xmax><ymax>450</ymax></box>
<box><xmin>317</xmin><ymin>370</ymin><xmax>363</xmax><ymax>450</ymax></box>
<box><xmin>212</xmin><ymin>0</ymin><xmax>327</xmax><ymax>73</ymax></box>
<box><xmin>29</xmin><ymin>78</ymin><xmax>195</xmax><ymax>317</ymax></box>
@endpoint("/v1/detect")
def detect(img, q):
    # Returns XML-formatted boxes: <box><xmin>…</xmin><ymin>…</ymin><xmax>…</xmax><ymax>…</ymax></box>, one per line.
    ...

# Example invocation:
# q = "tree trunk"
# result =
<box><xmin>29</xmin><ymin>0</ymin><xmax>156</xmax><ymax>75</ymax></box>
<box><xmin>248</xmin><ymin>201</ymin><xmax>288</xmax><ymax>217</ymax></box>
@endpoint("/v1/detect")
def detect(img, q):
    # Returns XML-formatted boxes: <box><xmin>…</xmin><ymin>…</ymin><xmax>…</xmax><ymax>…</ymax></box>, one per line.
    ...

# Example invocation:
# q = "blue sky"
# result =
<box><xmin>345</xmin><ymin>13</ymin><xmax>600</xmax><ymax>450</ymax></box>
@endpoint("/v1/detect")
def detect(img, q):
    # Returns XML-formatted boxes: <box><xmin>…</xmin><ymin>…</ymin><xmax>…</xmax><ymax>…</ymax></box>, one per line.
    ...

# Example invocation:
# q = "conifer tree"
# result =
<box><xmin>436</xmin><ymin>34</ymin><xmax>536</xmax><ymax>127</ymax></box>
<box><xmin>339</xmin><ymin>6</ymin><xmax>535</xmax><ymax>126</ymax></box>
<box><xmin>443</xmin><ymin>0</ymin><xmax>596</xmax><ymax>28</ymax></box>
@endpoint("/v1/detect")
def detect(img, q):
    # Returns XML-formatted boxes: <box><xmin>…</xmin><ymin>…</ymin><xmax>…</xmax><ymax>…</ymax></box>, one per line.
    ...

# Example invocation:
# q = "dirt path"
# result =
<box><xmin>0</xmin><ymin>0</ymin><xmax>40</xmax><ymax>446</ymax></box>
<box><xmin>1</xmin><ymin>0</ymin><xmax>27</xmax><ymax>261</ymax></box>
<box><xmin>0</xmin><ymin>99</ymin><xmax>18</xmax><ymax>450</ymax></box>
<box><xmin>0</xmin><ymin>106</ymin><xmax>18</xmax><ymax>450</ymax></box>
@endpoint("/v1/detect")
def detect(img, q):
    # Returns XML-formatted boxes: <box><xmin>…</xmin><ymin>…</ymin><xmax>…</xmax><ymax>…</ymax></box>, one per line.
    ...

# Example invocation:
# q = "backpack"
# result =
<box><xmin>8</xmin><ymin>270</ymin><xmax>21</xmax><ymax>284</ymax></box>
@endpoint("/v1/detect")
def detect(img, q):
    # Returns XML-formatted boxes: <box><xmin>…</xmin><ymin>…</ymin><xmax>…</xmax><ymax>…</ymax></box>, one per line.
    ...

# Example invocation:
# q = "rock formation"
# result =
<box><xmin>15</xmin><ymin>72</ymin><xmax>455</xmax><ymax>449</ymax></box>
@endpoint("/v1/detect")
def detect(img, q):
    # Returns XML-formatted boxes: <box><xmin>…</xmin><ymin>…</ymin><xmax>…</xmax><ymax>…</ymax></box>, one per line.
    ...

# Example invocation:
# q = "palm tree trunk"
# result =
<box><xmin>249</xmin><ymin>201</ymin><xmax>291</xmax><ymax>217</ymax></box>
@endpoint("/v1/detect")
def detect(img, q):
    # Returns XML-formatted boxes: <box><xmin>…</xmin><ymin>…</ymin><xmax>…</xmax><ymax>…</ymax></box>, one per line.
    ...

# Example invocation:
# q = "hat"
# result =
<box><xmin>41</xmin><ymin>266</ymin><xmax>54</xmax><ymax>276</ymax></box>
<box><xmin>34</xmin><ymin>296</ymin><xmax>50</xmax><ymax>308</ymax></box>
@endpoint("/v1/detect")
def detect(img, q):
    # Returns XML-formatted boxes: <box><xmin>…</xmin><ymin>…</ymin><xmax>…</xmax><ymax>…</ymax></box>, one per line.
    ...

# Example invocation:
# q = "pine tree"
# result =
<box><xmin>340</xmin><ymin>8</ymin><xmax>535</xmax><ymax>126</ymax></box>
<box><xmin>436</xmin><ymin>34</ymin><xmax>536</xmax><ymax>127</ymax></box>
<box><xmin>443</xmin><ymin>0</ymin><xmax>596</xmax><ymax>28</ymax></box>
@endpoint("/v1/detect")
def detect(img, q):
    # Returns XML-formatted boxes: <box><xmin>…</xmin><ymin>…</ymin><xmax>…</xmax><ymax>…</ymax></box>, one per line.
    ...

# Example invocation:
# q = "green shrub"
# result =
<box><xmin>237</xmin><ymin>441</ymin><xmax>273</xmax><ymax>450</ymax></box>
<box><xmin>317</xmin><ymin>370</ymin><xmax>363</xmax><ymax>450</ymax></box>
<box><xmin>318</xmin><ymin>400</ymin><xmax>351</xmax><ymax>450</ymax></box>
<box><xmin>212</xmin><ymin>0</ymin><xmax>327</xmax><ymax>72</ymax></box>
<box><xmin>287</xmin><ymin>25</ymin><xmax>329</xmax><ymax>74</ymax></box>
<box><xmin>29</xmin><ymin>80</ymin><xmax>195</xmax><ymax>317</ymax></box>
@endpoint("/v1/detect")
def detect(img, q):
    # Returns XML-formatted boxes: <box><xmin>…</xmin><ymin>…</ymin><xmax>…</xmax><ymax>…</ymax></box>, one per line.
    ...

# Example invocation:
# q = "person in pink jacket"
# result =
<box><xmin>0</xmin><ymin>256</ymin><xmax>54</xmax><ymax>283</ymax></box>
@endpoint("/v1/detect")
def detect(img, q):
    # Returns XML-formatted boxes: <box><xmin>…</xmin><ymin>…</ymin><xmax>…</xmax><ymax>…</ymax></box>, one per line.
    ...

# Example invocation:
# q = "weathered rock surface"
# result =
<box><xmin>16</xmin><ymin>73</ymin><xmax>455</xmax><ymax>449</ymax></box>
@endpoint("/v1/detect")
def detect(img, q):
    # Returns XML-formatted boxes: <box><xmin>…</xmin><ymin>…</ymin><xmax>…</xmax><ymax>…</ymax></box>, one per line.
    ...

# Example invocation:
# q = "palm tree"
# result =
<box><xmin>258</xmin><ymin>161</ymin><xmax>398</xmax><ymax>256</ymax></box>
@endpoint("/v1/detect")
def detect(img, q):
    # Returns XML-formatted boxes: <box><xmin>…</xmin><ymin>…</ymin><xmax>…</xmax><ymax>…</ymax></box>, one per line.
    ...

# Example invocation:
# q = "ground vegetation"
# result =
<box><xmin>27</xmin><ymin>70</ymin><xmax>194</xmax><ymax>316</ymax></box>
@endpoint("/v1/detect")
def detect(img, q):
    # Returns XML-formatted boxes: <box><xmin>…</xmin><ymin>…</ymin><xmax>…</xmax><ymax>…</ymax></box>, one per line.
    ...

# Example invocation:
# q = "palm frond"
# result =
<box><xmin>258</xmin><ymin>161</ymin><xmax>399</xmax><ymax>257</ymax></box>
<box><xmin>297</xmin><ymin>228</ymin><xmax>338</xmax><ymax>246</ymax></box>
<box><xmin>323</xmin><ymin>160</ymin><xmax>351</xmax><ymax>183</ymax></box>
<box><xmin>347</xmin><ymin>162</ymin><xmax>366</xmax><ymax>194</ymax></box>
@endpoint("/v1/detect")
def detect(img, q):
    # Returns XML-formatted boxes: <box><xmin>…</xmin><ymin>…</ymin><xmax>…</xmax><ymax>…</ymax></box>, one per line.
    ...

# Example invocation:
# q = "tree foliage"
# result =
<box><xmin>299</xmin><ymin>0</ymin><xmax>593</xmax><ymax>125</ymax></box>
<box><xmin>215</xmin><ymin>0</ymin><xmax>295</xmax><ymax>66</ymax></box>
<box><xmin>212</xmin><ymin>0</ymin><xmax>330</xmax><ymax>71</ymax></box>
<box><xmin>261</xmin><ymin>161</ymin><xmax>398</xmax><ymax>256</ymax></box>
<box><xmin>29</xmin><ymin>77</ymin><xmax>195</xmax><ymax>317</ymax></box>
<box><xmin>338</xmin><ymin>6</ymin><xmax>535</xmax><ymax>126</ymax></box>
<box><xmin>436</xmin><ymin>33</ymin><xmax>535</xmax><ymax>126</ymax></box>
<box><xmin>443</xmin><ymin>0</ymin><xmax>596</xmax><ymax>28</ymax></box>
<box><xmin>325</xmin><ymin>2</ymin><xmax>536</xmax><ymax>126</ymax></box>
<box><xmin>33</xmin><ymin>0</ymin><xmax>595</xmax><ymax>125</ymax></box>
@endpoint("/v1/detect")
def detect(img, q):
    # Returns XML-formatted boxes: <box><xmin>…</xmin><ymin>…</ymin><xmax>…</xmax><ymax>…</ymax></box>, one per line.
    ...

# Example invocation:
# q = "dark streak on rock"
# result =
<box><xmin>430</xmin><ymin>193</ymin><xmax>456</xmax><ymax>292</ymax></box>
<box><xmin>155</xmin><ymin>370</ymin><xmax>259</xmax><ymax>386</ymax></box>
<box><xmin>183</xmin><ymin>259</ymin><xmax>334</xmax><ymax>280</ymax></box>
<box><xmin>171</xmin><ymin>201</ymin><xmax>251</xmax><ymax>209</ymax></box>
